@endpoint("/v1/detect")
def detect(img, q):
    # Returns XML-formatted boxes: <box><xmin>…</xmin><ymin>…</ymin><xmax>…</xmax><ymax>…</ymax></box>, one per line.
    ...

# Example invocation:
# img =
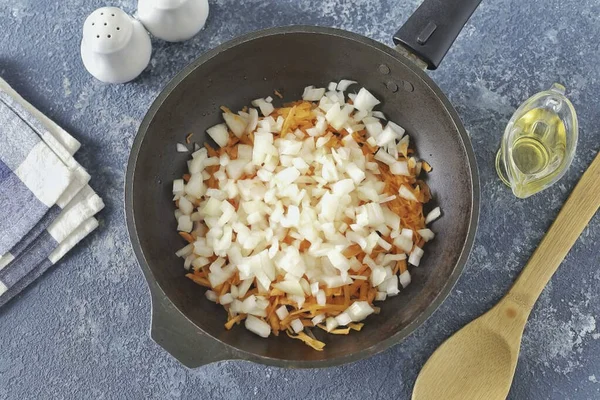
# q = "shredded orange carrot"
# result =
<box><xmin>185</xmin><ymin>273</ymin><xmax>211</xmax><ymax>288</ymax></box>
<box><xmin>225</xmin><ymin>314</ymin><xmax>246</xmax><ymax>330</ymax></box>
<box><xmin>178</xmin><ymin>231</ymin><xmax>194</xmax><ymax>243</ymax></box>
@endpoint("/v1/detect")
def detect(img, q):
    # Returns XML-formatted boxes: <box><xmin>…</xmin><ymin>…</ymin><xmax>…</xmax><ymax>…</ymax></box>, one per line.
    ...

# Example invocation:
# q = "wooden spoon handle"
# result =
<box><xmin>508</xmin><ymin>151</ymin><xmax>600</xmax><ymax>311</ymax></box>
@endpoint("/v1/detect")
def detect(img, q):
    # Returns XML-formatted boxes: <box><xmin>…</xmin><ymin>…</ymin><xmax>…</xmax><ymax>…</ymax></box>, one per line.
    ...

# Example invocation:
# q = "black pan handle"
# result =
<box><xmin>148</xmin><ymin>280</ymin><xmax>240</xmax><ymax>368</ymax></box>
<box><xmin>393</xmin><ymin>0</ymin><xmax>483</xmax><ymax>70</ymax></box>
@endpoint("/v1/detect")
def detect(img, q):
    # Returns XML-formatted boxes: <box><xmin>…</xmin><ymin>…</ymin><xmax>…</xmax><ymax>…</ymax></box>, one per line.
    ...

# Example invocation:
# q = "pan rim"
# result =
<box><xmin>125</xmin><ymin>25</ymin><xmax>480</xmax><ymax>368</ymax></box>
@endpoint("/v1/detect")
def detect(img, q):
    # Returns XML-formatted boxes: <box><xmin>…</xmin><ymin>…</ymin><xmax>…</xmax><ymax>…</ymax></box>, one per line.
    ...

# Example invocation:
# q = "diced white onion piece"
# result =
<box><xmin>337</xmin><ymin>79</ymin><xmax>357</xmax><ymax>91</ymax></box>
<box><xmin>265</xmin><ymin>96</ymin><xmax>273</xmax><ymax>103</ymax></box>
<box><xmin>354</xmin><ymin>88</ymin><xmax>381</xmax><ymax>112</ymax></box>
<box><xmin>246</xmin><ymin>108</ymin><xmax>259</xmax><ymax>134</ymax></box>
<box><xmin>371</xmin><ymin>111</ymin><xmax>386</xmax><ymax>120</ymax></box>
<box><xmin>275</xmin><ymin>305</ymin><xmax>289</xmax><ymax>320</ymax></box>
<box><xmin>346</xmin><ymin>301</ymin><xmax>374</xmax><ymax>322</ymax></box>
<box><xmin>245</xmin><ymin>315</ymin><xmax>271</xmax><ymax>338</ymax></box>
<box><xmin>205</xmin><ymin>290</ymin><xmax>218</xmax><ymax>302</ymax></box>
<box><xmin>219</xmin><ymin>293</ymin><xmax>234</xmax><ymax>305</ymax></box>
<box><xmin>176</xmin><ymin>243</ymin><xmax>194</xmax><ymax>258</ymax></box>
<box><xmin>409</xmin><ymin>246</ymin><xmax>424</xmax><ymax>266</ymax></box>
<box><xmin>238</xmin><ymin>279</ymin><xmax>253</xmax><ymax>298</ymax></box>
<box><xmin>376</xmin><ymin>126</ymin><xmax>397</xmax><ymax>146</ymax></box>
<box><xmin>310</xmin><ymin>282</ymin><xmax>320</xmax><ymax>296</ymax></box>
<box><xmin>311</xmin><ymin>314</ymin><xmax>326</xmax><ymax>325</ymax></box>
<box><xmin>425</xmin><ymin>207</ymin><xmax>441</xmax><ymax>224</ymax></box>
<box><xmin>374</xmin><ymin>149</ymin><xmax>396</xmax><ymax>166</ymax></box>
<box><xmin>335</xmin><ymin>312</ymin><xmax>352</xmax><ymax>326</ymax></box>
<box><xmin>177</xmin><ymin>215</ymin><xmax>193</xmax><ymax>232</ymax></box>
<box><xmin>302</xmin><ymin>86</ymin><xmax>326</xmax><ymax>101</ymax></box>
<box><xmin>222</xmin><ymin>112</ymin><xmax>247</xmax><ymax>138</ymax></box>
<box><xmin>390</xmin><ymin>161</ymin><xmax>410</xmax><ymax>176</ymax></box>
<box><xmin>383</xmin><ymin>276</ymin><xmax>400</xmax><ymax>296</ymax></box>
<box><xmin>316</xmin><ymin>289</ymin><xmax>326</xmax><ymax>305</ymax></box>
<box><xmin>325</xmin><ymin>317</ymin><xmax>339</xmax><ymax>332</ymax></box>
<box><xmin>377</xmin><ymin>237</ymin><xmax>392</xmax><ymax>251</ymax></box>
<box><xmin>418</xmin><ymin>229</ymin><xmax>435</xmax><ymax>241</ymax></box>
<box><xmin>398</xmin><ymin>185</ymin><xmax>417</xmax><ymax>202</ymax></box>
<box><xmin>375</xmin><ymin>292</ymin><xmax>387</xmax><ymax>301</ymax></box>
<box><xmin>272</xmin><ymin>280</ymin><xmax>304</xmax><ymax>296</ymax></box>
<box><xmin>371</xmin><ymin>266</ymin><xmax>386</xmax><ymax>286</ymax></box>
<box><xmin>328</xmin><ymin>82</ymin><xmax>337</xmax><ymax>91</ymax></box>
<box><xmin>399</xmin><ymin>270</ymin><xmax>412</xmax><ymax>288</ymax></box>
<box><xmin>178</xmin><ymin>196</ymin><xmax>194</xmax><ymax>215</ymax></box>
<box><xmin>251</xmin><ymin>98</ymin><xmax>275</xmax><ymax>116</ymax></box>
<box><xmin>290</xmin><ymin>318</ymin><xmax>304</xmax><ymax>333</ymax></box>
<box><xmin>387</xmin><ymin>121</ymin><xmax>405</xmax><ymax>137</ymax></box>
<box><xmin>177</xmin><ymin>143</ymin><xmax>188</xmax><ymax>152</ymax></box>
<box><xmin>206</xmin><ymin>123</ymin><xmax>229</xmax><ymax>147</ymax></box>
<box><xmin>173</xmin><ymin>179</ymin><xmax>185</xmax><ymax>195</ymax></box>
<box><xmin>365</xmin><ymin>120</ymin><xmax>383</xmax><ymax>138</ymax></box>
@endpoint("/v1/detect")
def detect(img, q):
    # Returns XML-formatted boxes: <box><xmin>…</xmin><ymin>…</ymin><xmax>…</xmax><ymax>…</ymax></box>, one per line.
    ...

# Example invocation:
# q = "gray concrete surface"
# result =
<box><xmin>0</xmin><ymin>0</ymin><xmax>599</xmax><ymax>399</ymax></box>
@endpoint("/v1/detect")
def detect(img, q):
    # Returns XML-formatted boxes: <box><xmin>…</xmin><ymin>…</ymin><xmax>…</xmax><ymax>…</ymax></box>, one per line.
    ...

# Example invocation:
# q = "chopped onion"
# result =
<box><xmin>176</xmin><ymin>243</ymin><xmax>194</xmax><ymax>258</ymax></box>
<box><xmin>376</xmin><ymin>126</ymin><xmax>396</xmax><ymax>147</ymax></box>
<box><xmin>172</xmin><ymin>179</ymin><xmax>185</xmax><ymax>195</ymax></box>
<box><xmin>399</xmin><ymin>270</ymin><xmax>411</xmax><ymax>288</ymax></box>
<box><xmin>390</xmin><ymin>161</ymin><xmax>409</xmax><ymax>176</ymax></box>
<box><xmin>337</xmin><ymin>79</ymin><xmax>357</xmax><ymax>91</ymax></box>
<box><xmin>206</xmin><ymin>123</ymin><xmax>229</xmax><ymax>147</ymax></box>
<box><xmin>205</xmin><ymin>290</ymin><xmax>218</xmax><ymax>302</ymax></box>
<box><xmin>409</xmin><ymin>246</ymin><xmax>424</xmax><ymax>266</ymax></box>
<box><xmin>425</xmin><ymin>207</ymin><xmax>441</xmax><ymax>224</ymax></box>
<box><xmin>316</xmin><ymin>289</ymin><xmax>326</xmax><ymax>305</ymax></box>
<box><xmin>273</xmin><ymin>280</ymin><xmax>304</xmax><ymax>296</ymax></box>
<box><xmin>335</xmin><ymin>312</ymin><xmax>352</xmax><ymax>326</ymax></box>
<box><xmin>176</xmin><ymin>143</ymin><xmax>188</xmax><ymax>152</ymax></box>
<box><xmin>177</xmin><ymin>215</ymin><xmax>193</xmax><ymax>232</ymax></box>
<box><xmin>219</xmin><ymin>293</ymin><xmax>234</xmax><ymax>305</ymax></box>
<box><xmin>246</xmin><ymin>108</ymin><xmax>259</xmax><ymax>134</ymax></box>
<box><xmin>325</xmin><ymin>317</ymin><xmax>339</xmax><ymax>332</ymax></box>
<box><xmin>346</xmin><ymin>301</ymin><xmax>374</xmax><ymax>322</ymax></box>
<box><xmin>353</xmin><ymin>88</ymin><xmax>381</xmax><ymax>112</ymax></box>
<box><xmin>312</xmin><ymin>314</ymin><xmax>326</xmax><ymax>325</ymax></box>
<box><xmin>302</xmin><ymin>86</ymin><xmax>326</xmax><ymax>101</ymax></box>
<box><xmin>223</xmin><ymin>112</ymin><xmax>247</xmax><ymax>138</ymax></box>
<box><xmin>251</xmin><ymin>98</ymin><xmax>275</xmax><ymax>117</ymax></box>
<box><xmin>245</xmin><ymin>315</ymin><xmax>271</xmax><ymax>338</ymax></box>
<box><xmin>290</xmin><ymin>318</ymin><xmax>304</xmax><ymax>333</ymax></box>
<box><xmin>398</xmin><ymin>185</ymin><xmax>417</xmax><ymax>202</ymax></box>
<box><xmin>371</xmin><ymin>111</ymin><xmax>386</xmax><ymax>120</ymax></box>
<box><xmin>418</xmin><ymin>228</ymin><xmax>435</xmax><ymax>241</ymax></box>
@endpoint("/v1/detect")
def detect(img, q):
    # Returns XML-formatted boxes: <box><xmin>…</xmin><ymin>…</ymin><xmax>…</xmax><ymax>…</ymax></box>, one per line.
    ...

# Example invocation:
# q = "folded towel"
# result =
<box><xmin>0</xmin><ymin>100</ymin><xmax>73</xmax><ymax>255</ymax></box>
<box><xmin>0</xmin><ymin>218</ymin><xmax>99</xmax><ymax>307</ymax></box>
<box><xmin>0</xmin><ymin>77</ymin><xmax>103</xmax><ymax>306</ymax></box>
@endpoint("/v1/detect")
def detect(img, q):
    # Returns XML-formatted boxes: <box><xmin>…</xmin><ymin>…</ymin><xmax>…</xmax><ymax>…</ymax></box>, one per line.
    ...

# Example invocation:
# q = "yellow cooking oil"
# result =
<box><xmin>496</xmin><ymin>84</ymin><xmax>578</xmax><ymax>198</ymax></box>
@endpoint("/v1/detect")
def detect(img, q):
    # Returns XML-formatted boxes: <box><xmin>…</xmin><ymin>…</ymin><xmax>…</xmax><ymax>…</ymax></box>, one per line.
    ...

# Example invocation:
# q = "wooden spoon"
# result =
<box><xmin>412</xmin><ymin>151</ymin><xmax>600</xmax><ymax>400</ymax></box>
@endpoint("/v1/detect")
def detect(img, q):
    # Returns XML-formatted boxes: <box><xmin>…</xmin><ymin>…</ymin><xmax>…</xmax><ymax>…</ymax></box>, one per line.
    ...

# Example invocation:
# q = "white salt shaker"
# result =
<box><xmin>137</xmin><ymin>0</ymin><xmax>209</xmax><ymax>42</ymax></box>
<box><xmin>81</xmin><ymin>7</ymin><xmax>152</xmax><ymax>84</ymax></box>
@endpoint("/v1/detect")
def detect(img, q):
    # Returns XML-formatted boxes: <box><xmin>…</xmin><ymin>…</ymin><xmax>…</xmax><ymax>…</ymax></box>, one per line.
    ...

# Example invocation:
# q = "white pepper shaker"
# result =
<box><xmin>137</xmin><ymin>0</ymin><xmax>209</xmax><ymax>42</ymax></box>
<box><xmin>81</xmin><ymin>7</ymin><xmax>152</xmax><ymax>84</ymax></box>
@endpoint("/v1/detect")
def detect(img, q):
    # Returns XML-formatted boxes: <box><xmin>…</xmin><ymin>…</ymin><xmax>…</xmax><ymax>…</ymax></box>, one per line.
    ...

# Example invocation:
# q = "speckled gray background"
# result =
<box><xmin>1</xmin><ymin>0</ymin><xmax>599</xmax><ymax>399</ymax></box>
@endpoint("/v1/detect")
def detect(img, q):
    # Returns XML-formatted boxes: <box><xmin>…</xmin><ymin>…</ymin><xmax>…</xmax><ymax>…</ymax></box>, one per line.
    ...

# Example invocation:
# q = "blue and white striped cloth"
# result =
<box><xmin>0</xmin><ymin>77</ymin><xmax>104</xmax><ymax>307</ymax></box>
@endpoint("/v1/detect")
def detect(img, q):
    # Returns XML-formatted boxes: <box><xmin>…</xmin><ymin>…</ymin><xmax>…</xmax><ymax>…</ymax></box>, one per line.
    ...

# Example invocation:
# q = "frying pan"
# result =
<box><xmin>126</xmin><ymin>0</ymin><xmax>481</xmax><ymax>368</ymax></box>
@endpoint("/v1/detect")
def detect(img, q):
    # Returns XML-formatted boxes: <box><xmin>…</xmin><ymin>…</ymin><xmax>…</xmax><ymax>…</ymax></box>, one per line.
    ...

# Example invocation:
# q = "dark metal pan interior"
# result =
<box><xmin>126</xmin><ymin>26</ymin><xmax>479</xmax><ymax>367</ymax></box>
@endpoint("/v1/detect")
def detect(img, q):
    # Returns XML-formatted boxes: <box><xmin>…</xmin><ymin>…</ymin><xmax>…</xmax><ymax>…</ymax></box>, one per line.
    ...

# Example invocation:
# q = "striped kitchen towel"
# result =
<box><xmin>0</xmin><ymin>77</ymin><xmax>103</xmax><ymax>305</ymax></box>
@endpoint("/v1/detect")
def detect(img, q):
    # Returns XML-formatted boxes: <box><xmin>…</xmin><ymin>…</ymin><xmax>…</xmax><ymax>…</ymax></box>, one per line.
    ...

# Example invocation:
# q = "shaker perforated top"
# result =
<box><xmin>80</xmin><ymin>7</ymin><xmax>152</xmax><ymax>84</ymax></box>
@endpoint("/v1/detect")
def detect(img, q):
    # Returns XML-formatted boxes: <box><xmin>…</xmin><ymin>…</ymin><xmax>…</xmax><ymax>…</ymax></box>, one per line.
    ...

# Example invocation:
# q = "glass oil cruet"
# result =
<box><xmin>496</xmin><ymin>83</ymin><xmax>578</xmax><ymax>198</ymax></box>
